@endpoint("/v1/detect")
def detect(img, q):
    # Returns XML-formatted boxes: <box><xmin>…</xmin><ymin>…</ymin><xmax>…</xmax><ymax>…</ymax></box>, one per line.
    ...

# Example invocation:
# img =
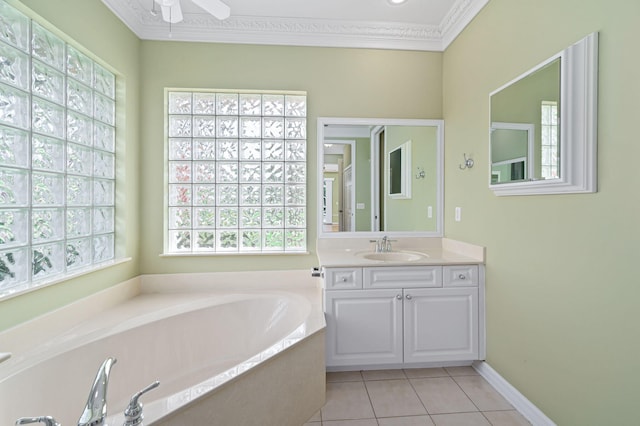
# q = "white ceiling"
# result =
<box><xmin>100</xmin><ymin>0</ymin><xmax>489</xmax><ymax>51</ymax></box>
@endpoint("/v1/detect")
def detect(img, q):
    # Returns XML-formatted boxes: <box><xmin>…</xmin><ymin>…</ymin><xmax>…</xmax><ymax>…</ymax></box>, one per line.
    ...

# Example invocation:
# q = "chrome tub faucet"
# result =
<box><xmin>77</xmin><ymin>357</ymin><xmax>117</xmax><ymax>426</ymax></box>
<box><xmin>15</xmin><ymin>417</ymin><xmax>60</xmax><ymax>426</ymax></box>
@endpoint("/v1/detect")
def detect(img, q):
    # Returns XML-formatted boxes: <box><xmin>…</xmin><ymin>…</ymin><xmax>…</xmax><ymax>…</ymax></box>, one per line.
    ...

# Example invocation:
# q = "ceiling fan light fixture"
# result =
<box><xmin>192</xmin><ymin>0</ymin><xmax>231</xmax><ymax>20</ymax></box>
<box><xmin>155</xmin><ymin>0</ymin><xmax>183</xmax><ymax>23</ymax></box>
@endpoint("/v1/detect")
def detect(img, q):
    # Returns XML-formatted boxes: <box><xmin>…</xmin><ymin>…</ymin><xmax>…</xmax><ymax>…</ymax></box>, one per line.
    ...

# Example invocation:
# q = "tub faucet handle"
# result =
<box><xmin>15</xmin><ymin>416</ymin><xmax>60</xmax><ymax>426</ymax></box>
<box><xmin>123</xmin><ymin>380</ymin><xmax>160</xmax><ymax>426</ymax></box>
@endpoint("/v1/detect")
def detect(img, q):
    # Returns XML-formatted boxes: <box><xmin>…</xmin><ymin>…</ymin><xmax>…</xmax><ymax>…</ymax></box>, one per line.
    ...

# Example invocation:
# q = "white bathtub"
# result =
<box><xmin>0</xmin><ymin>270</ymin><xmax>326</xmax><ymax>426</ymax></box>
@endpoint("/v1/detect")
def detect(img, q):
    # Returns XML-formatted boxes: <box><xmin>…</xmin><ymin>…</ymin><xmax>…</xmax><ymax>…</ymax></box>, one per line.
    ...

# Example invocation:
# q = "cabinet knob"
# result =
<box><xmin>405</xmin><ymin>294</ymin><xmax>412</xmax><ymax>300</ymax></box>
<box><xmin>458</xmin><ymin>274</ymin><xmax>466</xmax><ymax>280</ymax></box>
<box><xmin>396</xmin><ymin>294</ymin><xmax>402</xmax><ymax>300</ymax></box>
<box><xmin>341</xmin><ymin>277</ymin><xmax>347</xmax><ymax>282</ymax></box>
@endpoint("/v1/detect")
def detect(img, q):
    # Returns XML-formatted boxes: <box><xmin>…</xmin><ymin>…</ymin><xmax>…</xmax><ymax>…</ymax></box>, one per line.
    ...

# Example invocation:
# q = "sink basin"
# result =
<box><xmin>357</xmin><ymin>251</ymin><xmax>426</xmax><ymax>262</ymax></box>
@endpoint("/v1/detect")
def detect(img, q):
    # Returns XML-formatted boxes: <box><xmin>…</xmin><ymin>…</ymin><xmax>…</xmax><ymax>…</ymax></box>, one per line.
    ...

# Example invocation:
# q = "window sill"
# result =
<box><xmin>0</xmin><ymin>257</ymin><xmax>133</xmax><ymax>301</ymax></box>
<box><xmin>160</xmin><ymin>251</ymin><xmax>310</xmax><ymax>257</ymax></box>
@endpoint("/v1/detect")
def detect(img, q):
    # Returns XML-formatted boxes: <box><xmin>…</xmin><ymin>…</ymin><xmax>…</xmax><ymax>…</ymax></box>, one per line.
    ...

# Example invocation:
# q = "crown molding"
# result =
<box><xmin>101</xmin><ymin>0</ymin><xmax>489</xmax><ymax>51</ymax></box>
<box><xmin>440</xmin><ymin>0</ymin><xmax>490</xmax><ymax>49</ymax></box>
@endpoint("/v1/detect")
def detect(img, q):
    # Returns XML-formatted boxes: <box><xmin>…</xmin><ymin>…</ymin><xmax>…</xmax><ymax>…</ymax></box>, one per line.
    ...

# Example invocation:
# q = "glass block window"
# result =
<box><xmin>541</xmin><ymin>101</ymin><xmax>559</xmax><ymax>179</ymax></box>
<box><xmin>0</xmin><ymin>1</ymin><xmax>117</xmax><ymax>296</ymax></box>
<box><xmin>166</xmin><ymin>90</ymin><xmax>307</xmax><ymax>253</ymax></box>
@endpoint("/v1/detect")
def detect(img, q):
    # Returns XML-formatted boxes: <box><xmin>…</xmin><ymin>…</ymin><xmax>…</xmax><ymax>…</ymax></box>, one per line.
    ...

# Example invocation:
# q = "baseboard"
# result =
<box><xmin>472</xmin><ymin>361</ymin><xmax>556</xmax><ymax>426</ymax></box>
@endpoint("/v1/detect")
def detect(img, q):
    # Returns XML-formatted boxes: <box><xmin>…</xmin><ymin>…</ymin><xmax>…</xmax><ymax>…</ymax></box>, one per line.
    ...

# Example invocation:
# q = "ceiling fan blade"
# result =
<box><xmin>155</xmin><ymin>0</ymin><xmax>184</xmax><ymax>23</ymax></box>
<box><xmin>192</xmin><ymin>0</ymin><xmax>231</xmax><ymax>20</ymax></box>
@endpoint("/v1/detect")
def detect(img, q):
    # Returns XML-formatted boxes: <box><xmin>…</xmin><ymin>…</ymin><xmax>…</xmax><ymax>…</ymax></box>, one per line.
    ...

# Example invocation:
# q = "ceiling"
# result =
<box><xmin>100</xmin><ymin>0</ymin><xmax>489</xmax><ymax>51</ymax></box>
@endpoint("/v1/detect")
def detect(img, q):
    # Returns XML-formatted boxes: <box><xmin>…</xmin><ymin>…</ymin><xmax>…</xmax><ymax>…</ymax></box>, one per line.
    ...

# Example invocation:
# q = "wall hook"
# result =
<box><xmin>459</xmin><ymin>153</ymin><xmax>474</xmax><ymax>170</ymax></box>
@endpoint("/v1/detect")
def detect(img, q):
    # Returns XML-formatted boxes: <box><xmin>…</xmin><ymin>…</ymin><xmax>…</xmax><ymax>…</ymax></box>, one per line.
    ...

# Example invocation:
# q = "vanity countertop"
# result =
<box><xmin>316</xmin><ymin>237</ymin><xmax>485</xmax><ymax>268</ymax></box>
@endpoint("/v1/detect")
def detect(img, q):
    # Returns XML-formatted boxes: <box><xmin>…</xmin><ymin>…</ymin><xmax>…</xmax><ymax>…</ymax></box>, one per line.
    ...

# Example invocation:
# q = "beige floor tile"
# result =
<box><xmin>431</xmin><ymin>412</ymin><xmax>491</xmax><ymax>426</ymax></box>
<box><xmin>453</xmin><ymin>376</ymin><xmax>513</xmax><ymax>411</ymax></box>
<box><xmin>327</xmin><ymin>371</ymin><xmax>364</xmax><ymax>382</ymax></box>
<box><xmin>362</xmin><ymin>369</ymin><xmax>407</xmax><ymax>380</ymax></box>
<box><xmin>365</xmin><ymin>379</ymin><xmax>427</xmax><ymax>418</ymax></box>
<box><xmin>377</xmin><ymin>415</ymin><xmax>436</xmax><ymax>425</ymax></box>
<box><xmin>483</xmin><ymin>410</ymin><xmax>531</xmax><ymax>426</ymax></box>
<box><xmin>321</xmin><ymin>381</ymin><xmax>376</xmax><ymax>421</ymax></box>
<box><xmin>410</xmin><ymin>377</ymin><xmax>478</xmax><ymax>414</ymax></box>
<box><xmin>322</xmin><ymin>420</ymin><xmax>379</xmax><ymax>426</ymax></box>
<box><xmin>404</xmin><ymin>367</ymin><xmax>449</xmax><ymax>378</ymax></box>
<box><xmin>444</xmin><ymin>366</ymin><xmax>479</xmax><ymax>376</ymax></box>
<box><xmin>304</xmin><ymin>410</ymin><xmax>322</xmax><ymax>422</ymax></box>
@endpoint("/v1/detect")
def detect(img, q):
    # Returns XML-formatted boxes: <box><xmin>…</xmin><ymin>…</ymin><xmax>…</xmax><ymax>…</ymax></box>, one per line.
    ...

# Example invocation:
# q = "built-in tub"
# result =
<box><xmin>0</xmin><ymin>271</ymin><xmax>326</xmax><ymax>426</ymax></box>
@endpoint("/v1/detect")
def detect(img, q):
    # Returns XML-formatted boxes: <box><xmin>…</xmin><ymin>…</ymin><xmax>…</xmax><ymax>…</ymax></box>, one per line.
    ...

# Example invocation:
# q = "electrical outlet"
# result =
<box><xmin>455</xmin><ymin>207</ymin><xmax>461</xmax><ymax>222</ymax></box>
<box><xmin>427</xmin><ymin>206</ymin><xmax>433</xmax><ymax>218</ymax></box>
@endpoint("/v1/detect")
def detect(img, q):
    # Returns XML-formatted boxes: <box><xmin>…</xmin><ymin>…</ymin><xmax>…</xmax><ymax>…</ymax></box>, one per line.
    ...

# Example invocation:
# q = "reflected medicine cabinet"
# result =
<box><xmin>489</xmin><ymin>32</ymin><xmax>598</xmax><ymax>196</ymax></box>
<box><xmin>388</xmin><ymin>140</ymin><xmax>412</xmax><ymax>199</ymax></box>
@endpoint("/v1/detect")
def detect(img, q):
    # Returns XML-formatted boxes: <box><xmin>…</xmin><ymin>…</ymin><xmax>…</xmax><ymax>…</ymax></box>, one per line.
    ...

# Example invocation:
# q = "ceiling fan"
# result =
<box><xmin>153</xmin><ymin>0</ymin><xmax>231</xmax><ymax>23</ymax></box>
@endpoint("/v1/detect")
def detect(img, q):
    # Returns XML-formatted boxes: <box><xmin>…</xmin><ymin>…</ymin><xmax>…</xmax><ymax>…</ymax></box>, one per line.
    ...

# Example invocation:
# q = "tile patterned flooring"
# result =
<box><xmin>304</xmin><ymin>367</ymin><xmax>531</xmax><ymax>426</ymax></box>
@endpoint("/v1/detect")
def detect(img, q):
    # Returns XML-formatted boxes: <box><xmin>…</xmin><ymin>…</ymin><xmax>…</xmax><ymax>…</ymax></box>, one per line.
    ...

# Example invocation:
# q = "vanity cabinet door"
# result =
<box><xmin>403</xmin><ymin>288</ymin><xmax>478</xmax><ymax>363</ymax></box>
<box><xmin>325</xmin><ymin>289</ymin><xmax>403</xmax><ymax>367</ymax></box>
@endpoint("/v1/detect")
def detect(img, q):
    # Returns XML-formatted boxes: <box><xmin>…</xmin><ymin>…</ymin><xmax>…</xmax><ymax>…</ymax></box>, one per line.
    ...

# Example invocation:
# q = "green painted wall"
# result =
<box><xmin>0</xmin><ymin>0</ymin><xmax>141</xmax><ymax>331</ymax></box>
<box><xmin>139</xmin><ymin>40</ymin><xmax>442</xmax><ymax>273</ymax></box>
<box><xmin>354</xmin><ymin>137</ymin><xmax>372</xmax><ymax>232</ymax></box>
<box><xmin>385</xmin><ymin>126</ymin><xmax>438</xmax><ymax>232</ymax></box>
<box><xmin>491</xmin><ymin>128</ymin><xmax>528</xmax><ymax>164</ymax></box>
<box><xmin>443</xmin><ymin>0</ymin><xmax>640</xmax><ymax>424</ymax></box>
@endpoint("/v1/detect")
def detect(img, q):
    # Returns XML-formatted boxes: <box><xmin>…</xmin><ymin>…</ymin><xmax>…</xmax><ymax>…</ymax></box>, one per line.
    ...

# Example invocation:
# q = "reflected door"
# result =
<box><xmin>342</xmin><ymin>165</ymin><xmax>354</xmax><ymax>232</ymax></box>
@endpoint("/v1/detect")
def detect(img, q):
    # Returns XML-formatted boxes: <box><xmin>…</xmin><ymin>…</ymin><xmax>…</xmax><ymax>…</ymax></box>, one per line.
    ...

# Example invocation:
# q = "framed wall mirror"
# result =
<box><xmin>317</xmin><ymin>118</ymin><xmax>443</xmax><ymax>238</ymax></box>
<box><xmin>489</xmin><ymin>32</ymin><xmax>598</xmax><ymax>196</ymax></box>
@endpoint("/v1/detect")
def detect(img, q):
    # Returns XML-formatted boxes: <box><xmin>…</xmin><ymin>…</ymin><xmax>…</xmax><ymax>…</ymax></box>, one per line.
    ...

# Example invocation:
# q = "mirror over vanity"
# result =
<box><xmin>317</xmin><ymin>118</ymin><xmax>443</xmax><ymax>238</ymax></box>
<box><xmin>489</xmin><ymin>32</ymin><xmax>598</xmax><ymax>196</ymax></box>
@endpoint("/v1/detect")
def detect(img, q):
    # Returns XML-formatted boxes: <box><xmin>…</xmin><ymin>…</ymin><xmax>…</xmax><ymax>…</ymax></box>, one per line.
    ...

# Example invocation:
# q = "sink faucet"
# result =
<box><xmin>77</xmin><ymin>357</ymin><xmax>117</xmax><ymax>426</ymax></box>
<box><xmin>370</xmin><ymin>236</ymin><xmax>394</xmax><ymax>253</ymax></box>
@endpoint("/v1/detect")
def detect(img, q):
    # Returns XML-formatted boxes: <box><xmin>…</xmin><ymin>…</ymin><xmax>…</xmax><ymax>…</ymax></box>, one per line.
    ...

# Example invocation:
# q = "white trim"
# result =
<box><xmin>100</xmin><ymin>0</ymin><xmax>489</xmax><ymax>51</ymax></box>
<box><xmin>472</xmin><ymin>361</ymin><xmax>557</xmax><ymax>426</ymax></box>
<box><xmin>371</xmin><ymin>126</ymin><xmax>384</xmax><ymax>232</ymax></box>
<box><xmin>440</xmin><ymin>0</ymin><xmax>490</xmax><ymax>49</ymax></box>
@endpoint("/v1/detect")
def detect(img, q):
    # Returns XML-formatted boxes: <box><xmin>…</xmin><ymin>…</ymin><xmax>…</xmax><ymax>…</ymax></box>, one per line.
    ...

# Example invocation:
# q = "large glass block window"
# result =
<box><xmin>0</xmin><ymin>1</ymin><xmax>117</xmax><ymax>296</ymax></box>
<box><xmin>541</xmin><ymin>101</ymin><xmax>559</xmax><ymax>179</ymax></box>
<box><xmin>166</xmin><ymin>90</ymin><xmax>307</xmax><ymax>253</ymax></box>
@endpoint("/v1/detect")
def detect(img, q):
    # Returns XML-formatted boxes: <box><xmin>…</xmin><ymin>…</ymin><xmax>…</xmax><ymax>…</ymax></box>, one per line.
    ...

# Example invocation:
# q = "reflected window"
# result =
<box><xmin>541</xmin><ymin>101</ymin><xmax>559</xmax><ymax>179</ymax></box>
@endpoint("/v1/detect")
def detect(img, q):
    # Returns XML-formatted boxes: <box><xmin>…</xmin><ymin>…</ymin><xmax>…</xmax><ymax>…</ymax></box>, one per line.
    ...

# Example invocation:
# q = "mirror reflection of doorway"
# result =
<box><xmin>373</xmin><ymin>127</ymin><xmax>385</xmax><ymax>231</ymax></box>
<box><xmin>322</xmin><ymin>177</ymin><xmax>334</xmax><ymax>228</ymax></box>
<box><xmin>342</xmin><ymin>165</ymin><xmax>354</xmax><ymax>231</ymax></box>
<box><xmin>322</xmin><ymin>140</ymin><xmax>355</xmax><ymax>233</ymax></box>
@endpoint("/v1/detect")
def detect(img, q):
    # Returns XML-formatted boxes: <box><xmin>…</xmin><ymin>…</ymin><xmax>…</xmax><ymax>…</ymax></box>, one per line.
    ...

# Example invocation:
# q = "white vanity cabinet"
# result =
<box><xmin>323</xmin><ymin>265</ymin><xmax>482</xmax><ymax>368</ymax></box>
